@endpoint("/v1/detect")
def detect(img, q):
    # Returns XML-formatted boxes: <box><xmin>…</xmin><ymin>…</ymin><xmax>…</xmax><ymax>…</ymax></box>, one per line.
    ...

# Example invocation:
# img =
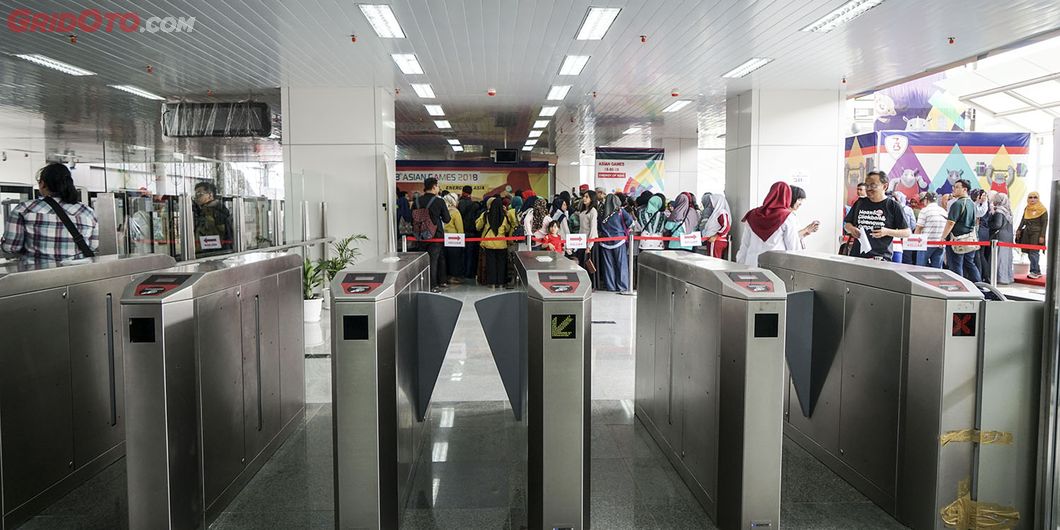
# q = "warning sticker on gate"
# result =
<box><xmin>550</xmin><ymin>314</ymin><xmax>577</xmax><ymax>339</ymax></box>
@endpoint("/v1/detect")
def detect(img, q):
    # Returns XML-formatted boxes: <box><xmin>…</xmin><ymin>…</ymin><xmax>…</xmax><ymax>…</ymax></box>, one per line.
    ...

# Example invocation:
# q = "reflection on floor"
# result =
<box><xmin>21</xmin><ymin>283</ymin><xmax>908</xmax><ymax>529</ymax></box>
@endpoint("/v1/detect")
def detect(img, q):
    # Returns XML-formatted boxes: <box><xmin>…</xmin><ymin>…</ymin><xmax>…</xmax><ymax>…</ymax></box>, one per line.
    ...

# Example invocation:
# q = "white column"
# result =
<box><xmin>652</xmin><ymin>137</ymin><xmax>699</xmax><ymax>196</ymax></box>
<box><xmin>725</xmin><ymin>89</ymin><xmax>845</xmax><ymax>254</ymax></box>
<box><xmin>282</xmin><ymin>86</ymin><xmax>396</xmax><ymax>257</ymax></box>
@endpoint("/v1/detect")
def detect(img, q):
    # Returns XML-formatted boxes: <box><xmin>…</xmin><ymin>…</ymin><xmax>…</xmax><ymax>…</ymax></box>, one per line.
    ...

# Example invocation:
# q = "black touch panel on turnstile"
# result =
<box><xmin>727</xmin><ymin>271</ymin><xmax>774</xmax><ymax>293</ymax></box>
<box><xmin>538</xmin><ymin>272</ymin><xmax>580</xmax><ymax>294</ymax></box>
<box><xmin>340</xmin><ymin>273</ymin><xmax>387</xmax><ymax>294</ymax></box>
<box><xmin>135</xmin><ymin>274</ymin><xmax>192</xmax><ymax>296</ymax></box>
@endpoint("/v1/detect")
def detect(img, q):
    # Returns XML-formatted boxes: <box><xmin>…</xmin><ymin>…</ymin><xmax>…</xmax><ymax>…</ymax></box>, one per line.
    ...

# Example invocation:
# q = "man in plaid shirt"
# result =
<box><xmin>1</xmin><ymin>164</ymin><xmax>99</xmax><ymax>261</ymax></box>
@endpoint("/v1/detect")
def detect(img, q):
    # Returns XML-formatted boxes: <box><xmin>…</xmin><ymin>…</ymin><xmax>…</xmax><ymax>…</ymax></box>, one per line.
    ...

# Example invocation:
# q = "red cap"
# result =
<box><xmin>579</xmin><ymin>184</ymin><xmax>590</xmax><ymax>191</ymax></box>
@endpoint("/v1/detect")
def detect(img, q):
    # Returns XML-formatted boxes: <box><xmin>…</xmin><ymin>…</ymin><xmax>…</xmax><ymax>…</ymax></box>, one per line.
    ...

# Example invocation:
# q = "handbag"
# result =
<box><xmin>951</xmin><ymin>200</ymin><xmax>978</xmax><ymax>255</ymax></box>
<box><xmin>43</xmin><ymin>197</ymin><xmax>95</xmax><ymax>258</ymax></box>
<box><xmin>583</xmin><ymin>255</ymin><xmax>597</xmax><ymax>274</ymax></box>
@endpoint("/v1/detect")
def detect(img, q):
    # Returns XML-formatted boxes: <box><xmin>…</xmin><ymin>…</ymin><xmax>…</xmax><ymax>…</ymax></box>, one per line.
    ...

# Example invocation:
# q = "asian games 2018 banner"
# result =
<box><xmin>595</xmin><ymin>147</ymin><xmax>665</xmax><ymax>195</ymax></box>
<box><xmin>396</xmin><ymin>160</ymin><xmax>549</xmax><ymax>199</ymax></box>
<box><xmin>844</xmin><ymin>131</ymin><xmax>1030</xmax><ymax>209</ymax></box>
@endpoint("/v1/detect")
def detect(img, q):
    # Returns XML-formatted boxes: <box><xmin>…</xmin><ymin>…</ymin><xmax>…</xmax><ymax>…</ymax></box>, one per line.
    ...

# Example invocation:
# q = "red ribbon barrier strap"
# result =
<box><xmin>997</xmin><ymin>241</ymin><xmax>1048</xmax><ymax>251</ymax></box>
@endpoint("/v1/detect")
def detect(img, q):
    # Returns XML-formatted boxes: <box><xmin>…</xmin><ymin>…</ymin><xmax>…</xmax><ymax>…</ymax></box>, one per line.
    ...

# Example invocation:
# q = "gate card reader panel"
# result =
<box><xmin>726</xmin><ymin>271</ymin><xmax>775</xmax><ymax>293</ymax></box>
<box><xmin>339</xmin><ymin>272</ymin><xmax>387</xmax><ymax>295</ymax></box>
<box><xmin>517</xmin><ymin>252</ymin><xmax>591</xmax><ymax>301</ymax></box>
<box><xmin>330</xmin><ymin>253</ymin><xmax>428</xmax><ymax>302</ymax></box>
<box><xmin>134</xmin><ymin>274</ymin><xmax>194</xmax><ymax>296</ymax></box>
<box><xmin>637</xmin><ymin>251</ymin><xmax>785</xmax><ymax>301</ymax></box>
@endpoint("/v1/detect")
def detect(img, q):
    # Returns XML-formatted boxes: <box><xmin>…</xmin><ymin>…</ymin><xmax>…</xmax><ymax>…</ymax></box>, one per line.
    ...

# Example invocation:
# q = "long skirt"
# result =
<box><xmin>483</xmin><ymin>248</ymin><xmax>507</xmax><ymax>286</ymax></box>
<box><xmin>600</xmin><ymin>243</ymin><xmax>629</xmax><ymax>292</ymax></box>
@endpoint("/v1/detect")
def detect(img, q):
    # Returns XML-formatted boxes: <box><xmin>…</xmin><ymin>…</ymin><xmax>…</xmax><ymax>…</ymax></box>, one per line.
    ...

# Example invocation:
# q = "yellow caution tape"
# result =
<box><xmin>939</xmin><ymin>429</ymin><xmax>1014</xmax><ymax>446</ymax></box>
<box><xmin>941</xmin><ymin>480</ymin><xmax>1020</xmax><ymax>530</ymax></box>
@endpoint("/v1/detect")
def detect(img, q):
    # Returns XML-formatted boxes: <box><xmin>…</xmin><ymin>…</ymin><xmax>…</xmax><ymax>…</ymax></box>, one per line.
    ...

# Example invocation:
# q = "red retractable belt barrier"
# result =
<box><xmin>403</xmin><ymin>235</ymin><xmax>731</xmax><ymax>244</ymax></box>
<box><xmin>997</xmin><ymin>241</ymin><xmax>1048</xmax><ymax>251</ymax></box>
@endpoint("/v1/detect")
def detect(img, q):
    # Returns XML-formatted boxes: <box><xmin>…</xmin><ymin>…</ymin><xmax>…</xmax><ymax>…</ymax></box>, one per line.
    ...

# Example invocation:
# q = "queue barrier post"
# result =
<box><xmin>625</xmin><ymin>232</ymin><xmax>636</xmax><ymax>296</ymax></box>
<box><xmin>990</xmin><ymin>239</ymin><xmax>999</xmax><ymax>286</ymax></box>
<box><xmin>401</xmin><ymin>236</ymin><xmax>408</xmax><ymax>253</ymax></box>
<box><xmin>526</xmin><ymin>233</ymin><xmax>533</xmax><ymax>250</ymax></box>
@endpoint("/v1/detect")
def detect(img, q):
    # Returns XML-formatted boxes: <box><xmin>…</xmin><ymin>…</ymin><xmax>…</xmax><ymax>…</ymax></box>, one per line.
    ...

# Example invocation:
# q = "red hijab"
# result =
<box><xmin>742</xmin><ymin>181</ymin><xmax>793</xmax><ymax>241</ymax></box>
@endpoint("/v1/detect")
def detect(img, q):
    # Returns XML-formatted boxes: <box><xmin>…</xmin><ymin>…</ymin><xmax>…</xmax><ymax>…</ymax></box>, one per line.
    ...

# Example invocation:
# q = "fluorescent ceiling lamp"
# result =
<box><xmin>533</xmin><ymin>120</ymin><xmax>549</xmax><ymax>129</ymax></box>
<box><xmin>14</xmin><ymin>54</ymin><xmax>95</xmax><ymax>76</ymax></box>
<box><xmin>424</xmin><ymin>104</ymin><xmax>444</xmax><ymax>116</ymax></box>
<box><xmin>576</xmin><ymin>7</ymin><xmax>621</xmax><ymax>40</ymax></box>
<box><xmin>569</xmin><ymin>161</ymin><xmax>579</xmax><ymax>165</ymax></box>
<box><xmin>721</xmin><ymin>57</ymin><xmax>773</xmax><ymax>78</ymax></box>
<box><xmin>801</xmin><ymin>0</ymin><xmax>886</xmax><ymax>33</ymax></box>
<box><xmin>434</xmin><ymin>120</ymin><xmax>451</xmax><ymax>129</ymax></box>
<box><xmin>547</xmin><ymin>85</ymin><xmax>571</xmax><ymax>101</ymax></box>
<box><xmin>522</xmin><ymin>146</ymin><xmax>533</xmax><ymax>151</ymax></box>
<box><xmin>452</xmin><ymin>145</ymin><xmax>464</xmax><ymax>152</ymax></box>
<box><xmin>525</xmin><ymin>139</ymin><xmax>538</xmax><ymax>147</ymax></box>
<box><xmin>528</xmin><ymin>130</ymin><xmax>543</xmax><ymax>138</ymax></box>
<box><xmin>539</xmin><ymin>106</ymin><xmax>558</xmax><ymax>117</ymax></box>
<box><xmin>622</xmin><ymin>126</ymin><xmax>641</xmax><ymax>134</ymax></box>
<box><xmin>192</xmin><ymin>155</ymin><xmax>215</xmax><ymax>161</ymax></box>
<box><xmin>358</xmin><ymin>4</ymin><xmax>406</xmax><ymax>38</ymax></box>
<box><xmin>662</xmin><ymin>100</ymin><xmax>692</xmax><ymax>112</ymax></box>
<box><xmin>410</xmin><ymin>83</ymin><xmax>435</xmax><ymax>98</ymax></box>
<box><xmin>109</xmin><ymin>84</ymin><xmax>165</xmax><ymax>100</ymax></box>
<box><xmin>446</xmin><ymin>139</ymin><xmax>460</xmax><ymax>145</ymax></box>
<box><xmin>391</xmin><ymin>53</ymin><xmax>423</xmax><ymax>75</ymax></box>
<box><xmin>559</xmin><ymin>55</ymin><xmax>590</xmax><ymax>75</ymax></box>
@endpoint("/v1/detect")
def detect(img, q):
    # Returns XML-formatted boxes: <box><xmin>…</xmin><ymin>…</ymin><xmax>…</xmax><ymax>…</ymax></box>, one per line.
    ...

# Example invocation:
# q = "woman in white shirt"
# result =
<box><xmin>736</xmin><ymin>181</ymin><xmax>800</xmax><ymax>267</ymax></box>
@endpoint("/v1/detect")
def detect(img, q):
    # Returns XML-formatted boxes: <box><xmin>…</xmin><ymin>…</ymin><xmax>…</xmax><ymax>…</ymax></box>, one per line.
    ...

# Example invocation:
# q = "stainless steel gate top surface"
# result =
<box><xmin>329</xmin><ymin>251</ymin><xmax>428</xmax><ymax>302</ymax></box>
<box><xmin>638</xmin><ymin>250</ymin><xmax>787</xmax><ymax>300</ymax></box>
<box><xmin>758</xmin><ymin>250</ymin><xmax>981</xmax><ymax>300</ymax></box>
<box><xmin>120</xmin><ymin>251</ymin><xmax>301</xmax><ymax>303</ymax></box>
<box><xmin>0</xmin><ymin>253</ymin><xmax>176</xmax><ymax>297</ymax></box>
<box><xmin>514</xmin><ymin>251</ymin><xmax>592</xmax><ymax>301</ymax></box>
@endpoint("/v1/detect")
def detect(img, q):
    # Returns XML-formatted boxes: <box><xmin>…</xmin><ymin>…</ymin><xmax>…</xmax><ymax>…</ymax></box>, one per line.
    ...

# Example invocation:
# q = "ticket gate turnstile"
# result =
<box><xmin>120</xmin><ymin>252</ymin><xmax>305</xmax><ymax>529</ymax></box>
<box><xmin>476</xmin><ymin>251</ymin><xmax>591</xmax><ymax>530</ymax></box>
<box><xmin>760</xmin><ymin>250</ymin><xmax>1042</xmax><ymax>530</ymax></box>
<box><xmin>330</xmin><ymin>252</ymin><xmax>462</xmax><ymax>529</ymax></box>
<box><xmin>0</xmin><ymin>253</ymin><xmax>175</xmax><ymax>530</ymax></box>
<box><xmin>634</xmin><ymin>251</ymin><xmax>785</xmax><ymax>530</ymax></box>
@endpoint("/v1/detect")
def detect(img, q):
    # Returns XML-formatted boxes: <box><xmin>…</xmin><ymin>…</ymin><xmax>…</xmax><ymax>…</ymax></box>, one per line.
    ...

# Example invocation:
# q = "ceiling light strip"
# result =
<box><xmin>721</xmin><ymin>57</ymin><xmax>773</xmax><ymax>78</ymax></box>
<box><xmin>800</xmin><ymin>0</ymin><xmax>886</xmax><ymax>33</ymax></box>
<box><xmin>410</xmin><ymin>83</ymin><xmax>435</xmax><ymax>98</ymax></box>
<box><xmin>391</xmin><ymin>53</ymin><xmax>424</xmax><ymax>75</ymax></box>
<box><xmin>358</xmin><ymin>4</ymin><xmax>406</xmax><ymax>38</ymax></box>
<box><xmin>559</xmin><ymin>55</ymin><xmax>590</xmax><ymax>76</ymax></box>
<box><xmin>14</xmin><ymin>54</ymin><xmax>95</xmax><ymax>76</ymax></box>
<box><xmin>576</xmin><ymin>7</ymin><xmax>621</xmax><ymax>40</ymax></box>
<box><xmin>109</xmin><ymin>84</ymin><xmax>165</xmax><ymax>100</ymax></box>
<box><xmin>539</xmin><ymin>106</ymin><xmax>558</xmax><ymax>117</ymax></box>
<box><xmin>662</xmin><ymin>100</ymin><xmax>691</xmax><ymax>112</ymax></box>
<box><xmin>546</xmin><ymin>85</ymin><xmax>571</xmax><ymax>101</ymax></box>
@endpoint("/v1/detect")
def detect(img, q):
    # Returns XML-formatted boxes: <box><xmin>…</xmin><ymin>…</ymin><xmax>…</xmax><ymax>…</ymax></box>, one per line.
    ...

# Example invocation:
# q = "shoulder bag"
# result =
<box><xmin>43</xmin><ymin>197</ymin><xmax>95</xmax><ymax>258</ymax></box>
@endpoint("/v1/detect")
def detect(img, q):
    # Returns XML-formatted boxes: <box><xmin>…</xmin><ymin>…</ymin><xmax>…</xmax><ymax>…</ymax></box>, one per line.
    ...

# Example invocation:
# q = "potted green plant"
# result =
<box><xmin>318</xmin><ymin>234</ymin><xmax>370</xmax><ymax>292</ymax></box>
<box><xmin>303</xmin><ymin>257</ymin><xmax>326</xmax><ymax>322</ymax></box>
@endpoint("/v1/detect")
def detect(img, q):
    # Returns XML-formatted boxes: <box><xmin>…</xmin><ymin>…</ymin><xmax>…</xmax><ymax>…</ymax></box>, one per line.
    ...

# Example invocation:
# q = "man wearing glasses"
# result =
<box><xmin>843</xmin><ymin>171</ymin><xmax>911</xmax><ymax>260</ymax></box>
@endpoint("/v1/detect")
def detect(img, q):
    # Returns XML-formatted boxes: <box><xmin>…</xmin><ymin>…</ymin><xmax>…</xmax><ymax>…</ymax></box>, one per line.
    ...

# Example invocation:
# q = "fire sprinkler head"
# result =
<box><xmin>487</xmin><ymin>88</ymin><xmax>497</xmax><ymax>96</ymax></box>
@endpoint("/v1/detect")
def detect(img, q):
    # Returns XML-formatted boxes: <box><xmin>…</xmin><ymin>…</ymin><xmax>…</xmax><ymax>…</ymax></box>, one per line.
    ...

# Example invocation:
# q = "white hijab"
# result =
<box><xmin>701</xmin><ymin>192</ymin><xmax>732</xmax><ymax>236</ymax></box>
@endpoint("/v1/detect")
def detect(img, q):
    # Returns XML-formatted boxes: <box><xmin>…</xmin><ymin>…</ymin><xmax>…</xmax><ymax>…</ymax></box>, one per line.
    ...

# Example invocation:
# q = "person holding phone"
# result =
<box><xmin>843</xmin><ymin>171</ymin><xmax>911</xmax><ymax>260</ymax></box>
<box><xmin>789</xmin><ymin>185</ymin><xmax>819</xmax><ymax>248</ymax></box>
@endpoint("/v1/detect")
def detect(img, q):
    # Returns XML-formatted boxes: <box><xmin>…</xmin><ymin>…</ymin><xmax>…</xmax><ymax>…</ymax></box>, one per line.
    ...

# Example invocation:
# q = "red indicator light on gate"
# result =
<box><xmin>952</xmin><ymin>313</ymin><xmax>976</xmax><ymax>336</ymax></box>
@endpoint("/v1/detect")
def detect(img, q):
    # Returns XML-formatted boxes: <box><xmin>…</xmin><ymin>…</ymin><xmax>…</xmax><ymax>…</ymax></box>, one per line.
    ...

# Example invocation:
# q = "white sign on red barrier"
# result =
<box><xmin>680</xmin><ymin>231</ymin><xmax>702</xmax><ymax>248</ymax></box>
<box><xmin>903</xmin><ymin>235</ymin><xmax>928</xmax><ymax>251</ymax></box>
<box><xmin>566</xmin><ymin>234</ymin><xmax>587</xmax><ymax>250</ymax></box>
<box><xmin>444</xmin><ymin>233</ymin><xmax>465</xmax><ymax>247</ymax></box>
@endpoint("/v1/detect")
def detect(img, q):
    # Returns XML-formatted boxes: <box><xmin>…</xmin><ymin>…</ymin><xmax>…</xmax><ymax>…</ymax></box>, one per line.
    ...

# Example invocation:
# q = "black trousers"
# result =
<box><xmin>483</xmin><ymin>248</ymin><xmax>507</xmax><ymax>286</ymax></box>
<box><xmin>425</xmin><ymin>242</ymin><xmax>446</xmax><ymax>288</ymax></box>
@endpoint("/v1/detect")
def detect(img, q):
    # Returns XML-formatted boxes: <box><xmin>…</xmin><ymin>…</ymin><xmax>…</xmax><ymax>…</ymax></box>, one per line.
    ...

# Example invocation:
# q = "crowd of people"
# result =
<box><xmin>397</xmin><ymin>171</ymin><xmax>1048</xmax><ymax>293</ymax></box>
<box><xmin>397</xmin><ymin>178</ymin><xmax>733</xmax><ymax>293</ymax></box>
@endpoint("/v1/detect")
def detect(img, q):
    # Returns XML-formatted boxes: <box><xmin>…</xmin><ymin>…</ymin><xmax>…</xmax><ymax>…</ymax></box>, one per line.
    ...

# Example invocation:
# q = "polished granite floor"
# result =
<box><xmin>20</xmin><ymin>283</ymin><xmax>908</xmax><ymax>529</ymax></box>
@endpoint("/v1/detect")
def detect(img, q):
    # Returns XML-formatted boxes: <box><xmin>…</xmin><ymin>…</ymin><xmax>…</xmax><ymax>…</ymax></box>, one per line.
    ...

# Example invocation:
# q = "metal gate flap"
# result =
<box><xmin>475</xmin><ymin>292</ymin><xmax>528</xmax><ymax>420</ymax></box>
<box><xmin>416</xmin><ymin>292</ymin><xmax>463</xmax><ymax>421</ymax></box>
<box><xmin>785</xmin><ymin>289</ymin><xmax>822</xmax><ymax>418</ymax></box>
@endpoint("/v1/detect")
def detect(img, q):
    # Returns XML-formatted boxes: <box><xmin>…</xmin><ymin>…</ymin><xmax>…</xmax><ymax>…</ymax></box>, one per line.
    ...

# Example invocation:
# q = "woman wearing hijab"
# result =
<box><xmin>475</xmin><ymin>197</ymin><xmax>513</xmax><ymax>289</ymax></box>
<box><xmin>549</xmin><ymin>196</ymin><xmax>571</xmax><ymax>239</ymax></box>
<box><xmin>521</xmin><ymin>196</ymin><xmax>551</xmax><ymax>247</ymax></box>
<box><xmin>637</xmin><ymin>195</ymin><xmax>667</xmax><ymax>251</ymax></box>
<box><xmin>1017</xmin><ymin>191</ymin><xmax>1048</xmax><ymax>279</ymax></box>
<box><xmin>989</xmin><ymin>192</ymin><xmax>1015</xmax><ymax>284</ymax></box>
<box><xmin>664</xmin><ymin>192</ymin><xmax>701</xmax><ymax>250</ymax></box>
<box><xmin>597</xmin><ymin>193</ymin><xmax>635</xmax><ymax>291</ymax></box>
<box><xmin>698</xmin><ymin>192</ymin><xmax>733</xmax><ymax>259</ymax></box>
<box><xmin>736</xmin><ymin>181</ymin><xmax>801</xmax><ymax>267</ymax></box>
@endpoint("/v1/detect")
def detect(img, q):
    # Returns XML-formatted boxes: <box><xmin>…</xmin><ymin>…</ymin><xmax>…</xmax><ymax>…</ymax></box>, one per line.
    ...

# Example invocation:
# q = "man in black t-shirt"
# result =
<box><xmin>843</xmin><ymin>171</ymin><xmax>911</xmax><ymax>260</ymax></box>
<box><xmin>417</xmin><ymin>177</ymin><xmax>451</xmax><ymax>291</ymax></box>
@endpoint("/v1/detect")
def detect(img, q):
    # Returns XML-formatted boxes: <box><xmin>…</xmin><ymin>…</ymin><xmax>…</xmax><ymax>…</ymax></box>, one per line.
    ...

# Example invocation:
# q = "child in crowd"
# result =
<box><xmin>540</xmin><ymin>220</ymin><xmax>565</xmax><ymax>253</ymax></box>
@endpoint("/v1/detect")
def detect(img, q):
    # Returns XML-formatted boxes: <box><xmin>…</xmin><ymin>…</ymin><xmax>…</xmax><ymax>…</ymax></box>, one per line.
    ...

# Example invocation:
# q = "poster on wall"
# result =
<box><xmin>395</xmin><ymin>160</ymin><xmax>549</xmax><ymax>200</ymax></box>
<box><xmin>594</xmin><ymin>147</ymin><xmax>665</xmax><ymax>195</ymax></box>
<box><xmin>873</xmin><ymin>72</ymin><xmax>969</xmax><ymax>132</ymax></box>
<box><xmin>843</xmin><ymin>131</ymin><xmax>1030</xmax><ymax>209</ymax></box>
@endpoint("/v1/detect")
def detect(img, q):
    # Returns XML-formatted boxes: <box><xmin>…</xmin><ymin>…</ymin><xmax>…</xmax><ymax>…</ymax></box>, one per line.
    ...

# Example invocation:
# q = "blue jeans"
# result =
<box><xmin>917</xmin><ymin>247</ymin><xmax>944</xmax><ymax>268</ymax></box>
<box><xmin>946</xmin><ymin>246</ymin><xmax>982</xmax><ymax>283</ymax></box>
<box><xmin>1028</xmin><ymin>250</ymin><xmax>1041</xmax><ymax>274</ymax></box>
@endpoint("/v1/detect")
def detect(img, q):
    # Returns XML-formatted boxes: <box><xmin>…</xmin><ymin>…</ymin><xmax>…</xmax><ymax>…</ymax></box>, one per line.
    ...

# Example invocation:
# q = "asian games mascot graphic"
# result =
<box><xmin>890</xmin><ymin>168</ymin><xmax>930</xmax><ymax>208</ymax></box>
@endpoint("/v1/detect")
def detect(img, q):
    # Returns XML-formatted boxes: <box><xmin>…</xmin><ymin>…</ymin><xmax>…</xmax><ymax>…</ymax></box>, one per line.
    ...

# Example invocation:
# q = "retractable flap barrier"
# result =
<box><xmin>475</xmin><ymin>292</ymin><xmax>528</xmax><ymax>420</ymax></box>
<box><xmin>784</xmin><ymin>289</ymin><xmax>819</xmax><ymax>418</ymax></box>
<box><xmin>417</xmin><ymin>291</ymin><xmax>463</xmax><ymax>421</ymax></box>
